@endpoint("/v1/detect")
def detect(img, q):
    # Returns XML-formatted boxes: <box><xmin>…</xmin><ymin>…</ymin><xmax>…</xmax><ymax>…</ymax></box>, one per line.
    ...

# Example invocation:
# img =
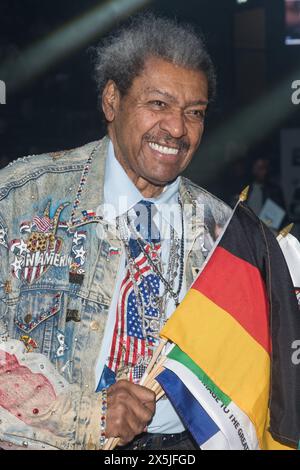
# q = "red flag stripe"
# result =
<box><xmin>193</xmin><ymin>246</ymin><xmax>270</xmax><ymax>353</ymax></box>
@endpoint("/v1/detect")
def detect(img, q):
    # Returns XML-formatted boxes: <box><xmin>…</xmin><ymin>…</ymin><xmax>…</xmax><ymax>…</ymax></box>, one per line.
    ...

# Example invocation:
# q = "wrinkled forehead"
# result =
<box><xmin>127</xmin><ymin>56</ymin><xmax>209</xmax><ymax>104</ymax></box>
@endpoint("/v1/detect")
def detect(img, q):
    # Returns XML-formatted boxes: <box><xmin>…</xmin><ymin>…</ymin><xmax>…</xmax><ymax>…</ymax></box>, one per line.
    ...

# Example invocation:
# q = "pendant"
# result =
<box><xmin>149</xmin><ymin>319</ymin><xmax>160</xmax><ymax>333</ymax></box>
<box><xmin>150</xmin><ymin>295</ymin><xmax>160</xmax><ymax>309</ymax></box>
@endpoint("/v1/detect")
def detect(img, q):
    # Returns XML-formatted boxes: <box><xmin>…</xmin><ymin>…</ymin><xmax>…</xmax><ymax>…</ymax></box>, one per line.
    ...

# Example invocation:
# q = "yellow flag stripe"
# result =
<box><xmin>161</xmin><ymin>288</ymin><xmax>270</xmax><ymax>445</ymax></box>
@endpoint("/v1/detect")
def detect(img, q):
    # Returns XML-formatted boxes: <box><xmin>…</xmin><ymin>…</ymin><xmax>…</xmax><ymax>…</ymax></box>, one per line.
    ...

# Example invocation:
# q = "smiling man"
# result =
<box><xmin>0</xmin><ymin>14</ymin><xmax>232</xmax><ymax>450</ymax></box>
<box><xmin>102</xmin><ymin>56</ymin><xmax>208</xmax><ymax>196</ymax></box>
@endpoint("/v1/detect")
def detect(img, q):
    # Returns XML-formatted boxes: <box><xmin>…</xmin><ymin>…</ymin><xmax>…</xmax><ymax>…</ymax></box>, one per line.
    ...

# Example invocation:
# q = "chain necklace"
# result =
<box><xmin>117</xmin><ymin>197</ymin><xmax>185</xmax><ymax>341</ymax></box>
<box><xmin>127</xmin><ymin>197</ymin><xmax>185</xmax><ymax>308</ymax></box>
<box><xmin>124</xmin><ymin>239</ymin><xmax>163</xmax><ymax>338</ymax></box>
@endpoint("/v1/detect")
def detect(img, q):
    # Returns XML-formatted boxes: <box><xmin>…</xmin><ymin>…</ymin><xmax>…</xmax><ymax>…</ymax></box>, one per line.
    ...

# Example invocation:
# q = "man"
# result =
<box><xmin>0</xmin><ymin>14</ymin><xmax>231</xmax><ymax>450</ymax></box>
<box><xmin>247</xmin><ymin>157</ymin><xmax>287</xmax><ymax>230</ymax></box>
<box><xmin>247</xmin><ymin>158</ymin><xmax>286</xmax><ymax>216</ymax></box>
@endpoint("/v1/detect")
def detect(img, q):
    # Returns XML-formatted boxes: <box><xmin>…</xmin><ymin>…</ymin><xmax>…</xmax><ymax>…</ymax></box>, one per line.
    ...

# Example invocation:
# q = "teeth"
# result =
<box><xmin>149</xmin><ymin>142</ymin><xmax>179</xmax><ymax>155</ymax></box>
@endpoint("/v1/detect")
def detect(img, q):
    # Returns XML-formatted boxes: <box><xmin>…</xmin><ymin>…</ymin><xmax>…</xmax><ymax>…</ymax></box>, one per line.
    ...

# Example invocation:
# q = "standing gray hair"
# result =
<box><xmin>93</xmin><ymin>13</ymin><xmax>216</xmax><ymax>112</ymax></box>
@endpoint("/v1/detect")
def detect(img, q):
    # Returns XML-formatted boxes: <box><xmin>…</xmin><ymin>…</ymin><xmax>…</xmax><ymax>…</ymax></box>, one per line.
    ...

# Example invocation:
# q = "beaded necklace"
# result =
<box><xmin>69</xmin><ymin>142</ymin><xmax>103</xmax><ymax>226</ymax></box>
<box><xmin>117</xmin><ymin>197</ymin><xmax>185</xmax><ymax>341</ymax></box>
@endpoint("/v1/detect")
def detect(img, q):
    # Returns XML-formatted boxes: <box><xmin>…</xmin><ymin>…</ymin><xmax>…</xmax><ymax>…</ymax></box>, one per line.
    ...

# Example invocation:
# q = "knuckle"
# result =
<box><xmin>114</xmin><ymin>416</ymin><xmax>123</xmax><ymax>429</ymax></box>
<box><xmin>117</xmin><ymin>390</ymin><xmax>130</xmax><ymax>402</ymax></box>
<box><xmin>148</xmin><ymin>390</ymin><xmax>156</xmax><ymax>402</ymax></box>
<box><xmin>114</xmin><ymin>403</ymin><xmax>127</xmax><ymax>417</ymax></box>
<box><xmin>144</xmin><ymin>409</ymin><xmax>154</xmax><ymax>423</ymax></box>
<box><xmin>117</xmin><ymin>379</ymin><xmax>130</xmax><ymax>389</ymax></box>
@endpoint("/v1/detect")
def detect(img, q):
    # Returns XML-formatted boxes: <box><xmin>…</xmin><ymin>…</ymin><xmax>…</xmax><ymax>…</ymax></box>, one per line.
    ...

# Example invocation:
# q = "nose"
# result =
<box><xmin>159</xmin><ymin>109</ymin><xmax>187</xmax><ymax>139</ymax></box>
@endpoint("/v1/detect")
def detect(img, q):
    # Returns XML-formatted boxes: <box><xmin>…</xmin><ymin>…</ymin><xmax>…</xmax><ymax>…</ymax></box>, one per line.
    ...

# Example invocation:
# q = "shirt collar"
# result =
<box><xmin>103</xmin><ymin>139</ymin><xmax>181</xmax><ymax>233</ymax></box>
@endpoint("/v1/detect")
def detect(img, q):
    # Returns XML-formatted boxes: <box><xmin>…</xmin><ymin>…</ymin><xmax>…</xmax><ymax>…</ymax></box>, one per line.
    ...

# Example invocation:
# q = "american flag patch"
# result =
<box><xmin>32</xmin><ymin>216</ymin><xmax>53</xmax><ymax>233</ymax></box>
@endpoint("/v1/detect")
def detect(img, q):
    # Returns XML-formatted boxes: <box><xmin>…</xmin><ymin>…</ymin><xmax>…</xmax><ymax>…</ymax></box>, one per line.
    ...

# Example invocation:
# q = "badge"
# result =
<box><xmin>20</xmin><ymin>335</ymin><xmax>38</xmax><ymax>352</ymax></box>
<box><xmin>69</xmin><ymin>230</ymin><xmax>87</xmax><ymax>285</ymax></box>
<box><xmin>66</xmin><ymin>309</ymin><xmax>81</xmax><ymax>322</ymax></box>
<box><xmin>9</xmin><ymin>201</ymin><xmax>70</xmax><ymax>284</ymax></box>
<box><xmin>56</xmin><ymin>331</ymin><xmax>68</xmax><ymax>358</ymax></box>
<box><xmin>109</xmin><ymin>247</ymin><xmax>121</xmax><ymax>257</ymax></box>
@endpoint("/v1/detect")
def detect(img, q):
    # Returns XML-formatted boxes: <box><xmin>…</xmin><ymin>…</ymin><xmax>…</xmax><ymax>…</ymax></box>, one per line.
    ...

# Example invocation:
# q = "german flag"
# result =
<box><xmin>160</xmin><ymin>202</ymin><xmax>300</xmax><ymax>449</ymax></box>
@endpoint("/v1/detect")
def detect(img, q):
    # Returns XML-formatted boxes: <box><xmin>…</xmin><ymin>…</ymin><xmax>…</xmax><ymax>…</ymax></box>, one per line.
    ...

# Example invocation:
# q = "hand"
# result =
<box><xmin>106</xmin><ymin>380</ymin><xmax>156</xmax><ymax>446</ymax></box>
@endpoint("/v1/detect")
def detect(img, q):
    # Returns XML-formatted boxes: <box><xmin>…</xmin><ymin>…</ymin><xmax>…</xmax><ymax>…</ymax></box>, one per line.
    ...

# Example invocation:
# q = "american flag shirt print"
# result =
<box><xmin>108</xmin><ymin>241</ymin><xmax>162</xmax><ymax>384</ymax></box>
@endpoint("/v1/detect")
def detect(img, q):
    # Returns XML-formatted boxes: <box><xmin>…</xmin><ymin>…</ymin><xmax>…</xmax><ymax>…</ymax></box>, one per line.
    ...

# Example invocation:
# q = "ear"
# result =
<box><xmin>102</xmin><ymin>80</ymin><xmax>120</xmax><ymax>122</ymax></box>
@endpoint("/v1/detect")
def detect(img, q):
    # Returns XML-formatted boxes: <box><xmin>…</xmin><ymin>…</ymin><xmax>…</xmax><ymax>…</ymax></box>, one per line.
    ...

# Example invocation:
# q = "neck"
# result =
<box><xmin>131</xmin><ymin>178</ymin><xmax>164</xmax><ymax>198</ymax></box>
<box><xmin>108</xmin><ymin>131</ymin><xmax>165</xmax><ymax>199</ymax></box>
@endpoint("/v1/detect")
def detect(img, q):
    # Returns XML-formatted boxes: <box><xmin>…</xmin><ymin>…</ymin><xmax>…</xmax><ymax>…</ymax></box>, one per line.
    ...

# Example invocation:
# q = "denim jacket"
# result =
<box><xmin>0</xmin><ymin>136</ymin><xmax>231</xmax><ymax>449</ymax></box>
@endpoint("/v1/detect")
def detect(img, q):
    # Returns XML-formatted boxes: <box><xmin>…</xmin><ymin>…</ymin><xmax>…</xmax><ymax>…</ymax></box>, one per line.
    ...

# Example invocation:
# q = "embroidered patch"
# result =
<box><xmin>109</xmin><ymin>247</ymin><xmax>121</xmax><ymax>256</ymax></box>
<box><xmin>82</xmin><ymin>210</ymin><xmax>96</xmax><ymax>220</ymax></box>
<box><xmin>56</xmin><ymin>331</ymin><xmax>68</xmax><ymax>358</ymax></box>
<box><xmin>69</xmin><ymin>230</ymin><xmax>87</xmax><ymax>284</ymax></box>
<box><xmin>4</xmin><ymin>280</ymin><xmax>12</xmax><ymax>294</ymax></box>
<box><xmin>20</xmin><ymin>335</ymin><xmax>38</xmax><ymax>352</ymax></box>
<box><xmin>9</xmin><ymin>201</ymin><xmax>70</xmax><ymax>284</ymax></box>
<box><xmin>69</xmin><ymin>272</ymin><xmax>84</xmax><ymax>285</ymax></box>
<box><xmin>66</xmin><ymin>309</ymin><xmax>81</xmax><ymax>322</ymax></box>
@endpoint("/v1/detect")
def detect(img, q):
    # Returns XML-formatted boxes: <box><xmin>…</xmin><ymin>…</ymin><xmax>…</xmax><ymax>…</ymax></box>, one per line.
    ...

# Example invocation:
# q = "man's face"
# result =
<box><xmin>102</xmin><ymin>56</ymin><xmax>209</xmax><ymax>196</ymax></box>
<box><xmin>253</xmin><ymin>159</ymin><xmax>269</xmax><ymax>183</ymax></box>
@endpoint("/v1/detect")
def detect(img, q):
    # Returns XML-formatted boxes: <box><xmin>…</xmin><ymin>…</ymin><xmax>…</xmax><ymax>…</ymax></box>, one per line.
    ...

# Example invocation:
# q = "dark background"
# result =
<box><xmin>0</xmin><ymin>0</ymin><xmax>299</xmax><ymax>207</ymax></box>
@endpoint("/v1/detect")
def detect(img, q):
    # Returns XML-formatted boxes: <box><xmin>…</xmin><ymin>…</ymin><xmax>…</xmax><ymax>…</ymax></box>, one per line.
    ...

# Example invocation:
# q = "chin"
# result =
<box><xmin>143</xmin><ymin>167</ymin><xmax>181</xmax><ymax>185</ymax></box>
<box><xmin>147</xmin><ymin>174</ymin><xmax>179</xmax><ymax>187</ymax></box>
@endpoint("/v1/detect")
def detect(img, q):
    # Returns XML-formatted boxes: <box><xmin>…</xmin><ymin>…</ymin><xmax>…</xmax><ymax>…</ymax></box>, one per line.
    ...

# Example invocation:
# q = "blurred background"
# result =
<box><xmin>0</xmin><ymin>0</ymin><xmax>300</xmax><ymax>233</ymax></box>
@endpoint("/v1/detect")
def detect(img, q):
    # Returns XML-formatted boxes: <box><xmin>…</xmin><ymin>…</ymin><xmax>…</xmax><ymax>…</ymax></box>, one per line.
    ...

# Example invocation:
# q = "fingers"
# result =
<box><xmin>109</xmin><ymin>380</ymin><xmax>156</xmax><ymax>411</ymax></box>
<box><xmin>105</xmin><ymin>380</ymin><xmax>156</xmax><ymax>445</ymax></box>
<box><xmin>125</xmin><ymin>381</ymin><xmax>156</xmax><ymax>404</ymax></box>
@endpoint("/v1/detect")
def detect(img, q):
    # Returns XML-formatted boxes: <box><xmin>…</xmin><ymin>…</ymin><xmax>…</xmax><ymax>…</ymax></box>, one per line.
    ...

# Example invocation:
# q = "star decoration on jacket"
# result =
<box><xmin>74</xmin><ymin>246</ymin><xmax>86</xmax><ymax>265</ymax></box>
<box><xmin>72</xmin><ymin>231</ymin><xmax>86</xmax><ymax>246</ymax></box>
<box><xmin>18</xmin><ymin>239</ymin><xmax>29</xmax><ymax>255</ymax></box>
<box><xmin>12</xmin><ymin>257</ymin><xmax>23</xmax><ymax>276</ymax></box>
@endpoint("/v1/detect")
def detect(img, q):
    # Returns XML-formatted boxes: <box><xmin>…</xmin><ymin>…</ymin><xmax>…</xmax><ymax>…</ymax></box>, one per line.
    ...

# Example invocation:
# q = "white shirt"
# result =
<box><xmin>95</xmin><ymin>139</ymin><xmax>186</xmax><ymax>434</ymax></box>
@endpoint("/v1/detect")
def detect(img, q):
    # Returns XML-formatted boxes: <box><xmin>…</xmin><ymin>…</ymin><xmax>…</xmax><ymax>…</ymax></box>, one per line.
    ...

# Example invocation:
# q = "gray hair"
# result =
<box><xmin>93</xmin><ymin>13</ymin><xmax>216</xmax><ymax>114</ymax></box>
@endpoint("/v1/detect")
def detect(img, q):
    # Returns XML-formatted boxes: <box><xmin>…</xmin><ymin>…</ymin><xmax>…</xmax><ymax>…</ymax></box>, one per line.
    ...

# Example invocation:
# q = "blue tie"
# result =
<box><xmin>129</xmin><ymin>200</ymin><xmax>160</xmax><ymax>257</ymax></box>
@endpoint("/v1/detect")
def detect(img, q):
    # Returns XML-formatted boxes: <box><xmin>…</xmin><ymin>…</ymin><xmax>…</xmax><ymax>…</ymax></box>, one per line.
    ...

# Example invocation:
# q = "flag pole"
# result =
<box><xmin>277</xmin><ymin>223</ymin><xmax>294</xmax><ymax>242</ymax></box>
<box><xmin>102</xmin><ymin>339</ymin><xmax>168</xmax><ymax>450</ymax></box>
<box><xmin>140</xmin><ymin>338</ymin><xmax>167</xmax><ymax>386</ymax></box>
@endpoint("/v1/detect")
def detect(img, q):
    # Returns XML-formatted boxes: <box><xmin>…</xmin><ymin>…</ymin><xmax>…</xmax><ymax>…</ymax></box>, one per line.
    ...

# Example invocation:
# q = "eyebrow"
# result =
<box><xmin>145</xmin><ymin>88</ymin><xmax>208</xmax><ymax>106</ymax></box>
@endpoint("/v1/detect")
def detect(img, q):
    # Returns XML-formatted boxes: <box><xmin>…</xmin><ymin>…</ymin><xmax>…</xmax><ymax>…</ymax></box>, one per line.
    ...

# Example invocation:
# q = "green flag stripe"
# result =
<box><xmin>167</xmin><ymin>345</ymin><xmax>231</xmax><ymax>406</ymax></box>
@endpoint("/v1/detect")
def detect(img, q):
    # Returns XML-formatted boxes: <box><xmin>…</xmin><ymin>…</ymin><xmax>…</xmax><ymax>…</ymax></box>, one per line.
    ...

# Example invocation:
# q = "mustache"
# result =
<box><xmin>143</xmin><ymin>132</ymin><xmax>190</xmax><ymax>152</ymax></box>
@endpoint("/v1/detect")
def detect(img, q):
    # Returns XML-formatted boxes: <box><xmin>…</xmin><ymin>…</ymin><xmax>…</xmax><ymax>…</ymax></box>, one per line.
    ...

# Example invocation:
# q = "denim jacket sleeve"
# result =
<box><xmin>0</xmin><ymin>280</ymin><xmax>103</xmax><ymax>450</ymax></box>
<box><xmin>0</xmin><ymin>339</ymin><xmax>104</xmax><ymax>449</ymax></box>
<box><xmin>0</xmin><ymin>191</ymin><xmax>104</xmax><ymax>450</ymax></box>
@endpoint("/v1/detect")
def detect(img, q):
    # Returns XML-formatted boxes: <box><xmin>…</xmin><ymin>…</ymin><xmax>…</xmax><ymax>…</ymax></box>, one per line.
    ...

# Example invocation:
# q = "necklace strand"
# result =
<box><xmin>126</xmin><ymin>197</ymin><xmax>185</xmax><ymax>307</ymax></box>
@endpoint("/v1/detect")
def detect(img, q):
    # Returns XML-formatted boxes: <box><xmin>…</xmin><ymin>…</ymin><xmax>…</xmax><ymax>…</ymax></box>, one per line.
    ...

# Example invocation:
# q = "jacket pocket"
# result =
<box><xmin>14</xmin><ymin>290</ymin><xmax>62</xmax><ymax>334</ymax></box>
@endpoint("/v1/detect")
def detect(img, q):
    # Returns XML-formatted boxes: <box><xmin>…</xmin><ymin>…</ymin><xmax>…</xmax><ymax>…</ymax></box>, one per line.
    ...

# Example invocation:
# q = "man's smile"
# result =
<box><xmin>148</xmin><ymin>142</ymin><xmax>180</xmax><ymax>155</ymax></box>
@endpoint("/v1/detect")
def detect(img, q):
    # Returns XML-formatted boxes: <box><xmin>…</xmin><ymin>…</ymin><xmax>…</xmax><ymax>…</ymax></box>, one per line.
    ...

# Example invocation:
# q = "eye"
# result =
<box><xmin>149</xmin><ymin>100</ymin><xmax>167</xmax><ymax>108</ymax></box>
<box><xmin>186</xmin><ymin>109</ymin><xmax>206</xmax><ymax>121</ymax></box>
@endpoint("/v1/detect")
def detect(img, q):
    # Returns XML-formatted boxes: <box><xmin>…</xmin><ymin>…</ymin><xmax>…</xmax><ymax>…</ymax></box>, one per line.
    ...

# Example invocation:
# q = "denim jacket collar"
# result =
<box><xmin>68</xmin><ymin>137</ymin><xmax>109</xmax><ymax>231</ymax></box>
